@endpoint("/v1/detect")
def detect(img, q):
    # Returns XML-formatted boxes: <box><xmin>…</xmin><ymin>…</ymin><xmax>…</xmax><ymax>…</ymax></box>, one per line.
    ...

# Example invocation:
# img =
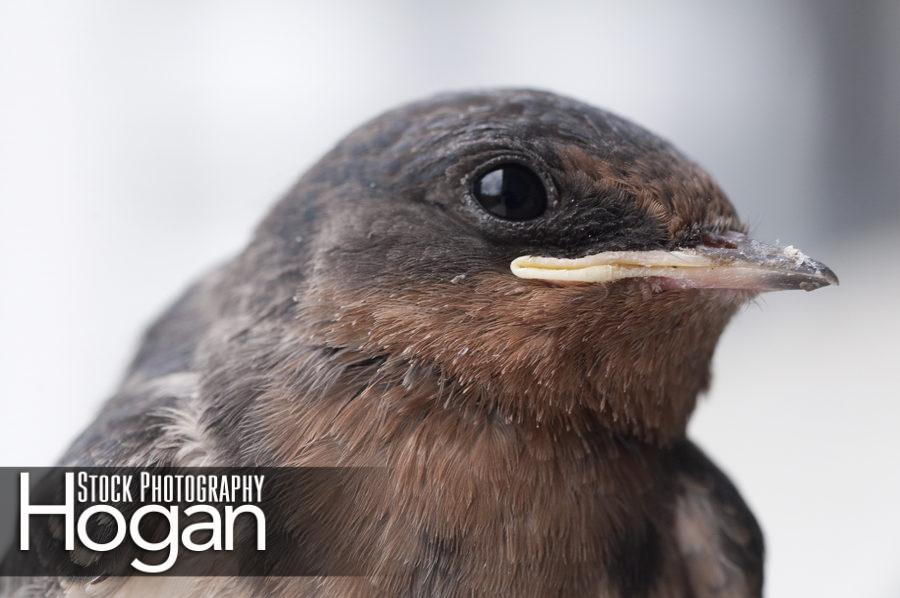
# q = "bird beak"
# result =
<box><xmin>510</xmin><ymin>232</ymin><xmax>838</xmax><ymax>292</ymax></box>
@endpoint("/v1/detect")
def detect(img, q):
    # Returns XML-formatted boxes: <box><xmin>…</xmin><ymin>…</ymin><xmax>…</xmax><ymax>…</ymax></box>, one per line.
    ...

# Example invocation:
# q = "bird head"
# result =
<box><xmin>258</xmin><ymin>89</ymin><xmax>836</xmax><ymax>444</ymax></box>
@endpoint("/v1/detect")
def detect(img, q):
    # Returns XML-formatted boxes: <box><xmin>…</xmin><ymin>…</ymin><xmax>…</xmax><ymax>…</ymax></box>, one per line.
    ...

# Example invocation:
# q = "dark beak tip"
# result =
<box><xmin>792</xmin><ymin>266</ymin><xmax>838</xmax><ymax>292</ymax></box>
<box><xmin>816</xmin><ymin>264</ymin><xmax>840</xmax><ymax>288</ymax></box>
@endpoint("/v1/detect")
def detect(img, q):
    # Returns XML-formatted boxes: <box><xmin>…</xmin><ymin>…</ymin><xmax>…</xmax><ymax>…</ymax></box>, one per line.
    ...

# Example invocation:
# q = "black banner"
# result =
<box><xmin>0</xmin><ymin>467</ymin><xmax>385</xmax><ymax>577</ymax></box>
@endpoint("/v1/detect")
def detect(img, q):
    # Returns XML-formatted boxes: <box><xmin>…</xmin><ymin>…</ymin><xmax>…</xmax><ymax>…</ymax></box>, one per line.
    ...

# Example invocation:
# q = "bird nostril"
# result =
<box><xmin>670</xmin><ymin>225</ymin><xmax>745</xmax><ymax>251</ymax></box>
<box><xmin>698</xmin><ymin>233</ymin><xmax>739</xmax><ymax>249</ymax></box>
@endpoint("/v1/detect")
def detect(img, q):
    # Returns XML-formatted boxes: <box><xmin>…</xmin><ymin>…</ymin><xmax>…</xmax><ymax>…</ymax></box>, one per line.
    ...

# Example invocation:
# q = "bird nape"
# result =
<box><xmin>51</xmin><ymin>90</ymin><xmax>834</xmax><ymax>597</ymax></box>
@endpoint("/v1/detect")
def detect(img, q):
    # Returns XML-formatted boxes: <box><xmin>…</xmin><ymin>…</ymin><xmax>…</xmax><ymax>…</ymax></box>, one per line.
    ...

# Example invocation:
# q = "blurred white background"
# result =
<box><xmin>1</xmin><ymin>1</ymin><xmax>898</xmax><ymax>596</ymax></box>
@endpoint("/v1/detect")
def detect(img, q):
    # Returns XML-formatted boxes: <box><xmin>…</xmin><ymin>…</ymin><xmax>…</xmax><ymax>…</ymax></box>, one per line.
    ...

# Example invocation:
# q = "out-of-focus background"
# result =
<box><xmin>1</xmin><ymin>1</ymin><xmax>897</xmax><ymax>595</ymax></box>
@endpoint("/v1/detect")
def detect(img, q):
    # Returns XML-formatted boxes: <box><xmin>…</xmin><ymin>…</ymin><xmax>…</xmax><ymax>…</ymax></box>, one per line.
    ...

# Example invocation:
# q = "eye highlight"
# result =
<box><xmin>473</xmin><ymin>163</ymin><xmax>547</xmax><ymax>221</ymax></box>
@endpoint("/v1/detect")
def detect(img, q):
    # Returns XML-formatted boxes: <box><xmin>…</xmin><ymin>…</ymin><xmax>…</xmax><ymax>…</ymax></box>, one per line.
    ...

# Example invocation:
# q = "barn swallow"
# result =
<box><xmin>27</xmin><ymin>90</ymin><xmax>835</xmax><ymax>597</ymax></box>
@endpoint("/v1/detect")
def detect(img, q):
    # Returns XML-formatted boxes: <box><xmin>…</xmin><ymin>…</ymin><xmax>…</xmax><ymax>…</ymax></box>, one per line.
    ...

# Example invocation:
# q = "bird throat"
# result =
<box><xmin>293</xmin><ymin>275</ymin><xmax>742</xmax><ymax>446</ymax></box>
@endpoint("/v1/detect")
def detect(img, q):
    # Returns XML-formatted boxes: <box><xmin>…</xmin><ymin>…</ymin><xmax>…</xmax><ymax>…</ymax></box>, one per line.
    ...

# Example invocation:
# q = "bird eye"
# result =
<box><xmin>473</xmin><ymin>163</ymin><xmax>547</xmax><ymax>221</ymax></box>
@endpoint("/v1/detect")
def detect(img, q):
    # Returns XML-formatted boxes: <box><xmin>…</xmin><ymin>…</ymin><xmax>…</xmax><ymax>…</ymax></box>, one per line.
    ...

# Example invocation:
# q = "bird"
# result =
<box><xmin>14</xmin><ymin>89</ymin><xmax>837</xmax><ymax>597</ymax></box>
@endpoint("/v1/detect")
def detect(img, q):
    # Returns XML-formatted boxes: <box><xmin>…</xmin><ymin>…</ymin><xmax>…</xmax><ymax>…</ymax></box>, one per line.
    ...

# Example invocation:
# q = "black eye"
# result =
<box><xmin>473</xmin><ymin>163</ymin><xmax>547</xmax><ymax>221</ymax></box>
